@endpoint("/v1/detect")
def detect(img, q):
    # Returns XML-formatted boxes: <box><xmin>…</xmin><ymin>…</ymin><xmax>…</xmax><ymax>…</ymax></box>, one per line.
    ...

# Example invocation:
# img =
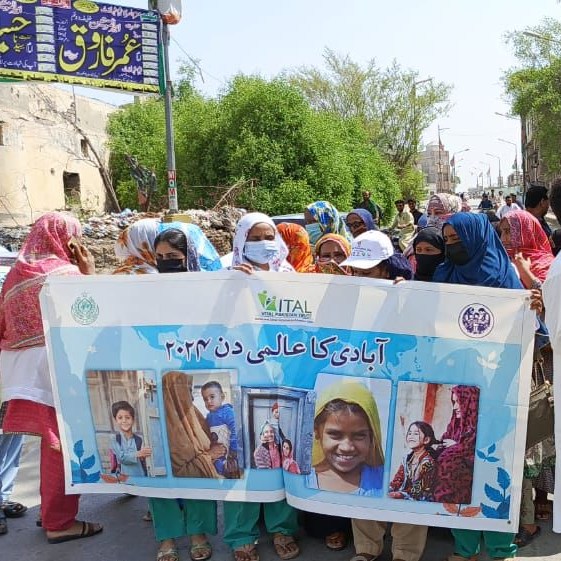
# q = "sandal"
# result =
<box><xmin>325</xmin><ymin>531</ymin><xmax>347</xmax><ymax>551</ymax></box>
<box><xmin>535</xmin><ymin>502</ymin><xmax>552</xmax><ymax>521</ymax></box>
<box><xmin>191</xmin><ymin>541</ymin><xmax>212</xmax><ymax>561</ymax></box>
<box><xmin>515</xmin><ymin>525</ymin><xmax>541</xmax><ymax>547</ymax></box>
<box><xmin>350</xmin><ymin>556</ymin><xmax>376</xmax><ymax>561</ymax></box>
<box><xmin>143</xmin><ymin>510</ymin><xmax>153</xmax><ymax>522</ymax></box>
<box><xmin>47</xmin><ymin>521</ymin><xmax>103</xmax><ymax>544</ymax></box>
<box><xmin>273</xmin><ymin>533</ymin><xmax>299</xmax><ymax>560</ymax></box>
<box><xmin>233</xmin><ymin>544</ymin><xmax>259</xmax><ymax>561</ymax></box>
<box><xmin>2</xmin><ymin>501</ymin><xmax>27</xmax><ymax>518</ymax></box>
<box><xmin>157</xmin><ymin>548</ymin><xmax>179</xmax><ymax>561</ymax></box>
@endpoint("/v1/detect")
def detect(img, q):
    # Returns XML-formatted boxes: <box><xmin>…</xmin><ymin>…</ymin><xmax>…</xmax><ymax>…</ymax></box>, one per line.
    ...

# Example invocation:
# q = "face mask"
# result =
<box><xmin>305</xmin><ymin>223</ymin><xmax>323</xmax><ymax>246</ymax></box>
<box><xmin>415</xmin><ymin>253</ymin><xmax>445</xmax><ymax>280</ymax></box>
<box><xmin>426</xmin><ymin>213</ymin><xmax>452</xmax><ymax>230</ymax></box>
<box><xmin>445</xmin><ymin>242</ymin><xmax>470</xmax><ymax>266</ymax></box>
<box><xmin>243</xmin><ymin>240</ymin><xmax>279</xmax><ymax>265</ymax></box>
<box><xmin>157</xmin><ymin>258</ymin><xmax>187</xmax><ymax>273</ymax></box>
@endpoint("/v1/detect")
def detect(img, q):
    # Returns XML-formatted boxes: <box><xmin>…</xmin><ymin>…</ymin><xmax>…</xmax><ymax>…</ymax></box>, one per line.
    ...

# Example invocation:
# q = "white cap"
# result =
<box><xmin>340</xmin><ymin>230</ymin><xmax>394</xmax><ymax>269</ymax></box>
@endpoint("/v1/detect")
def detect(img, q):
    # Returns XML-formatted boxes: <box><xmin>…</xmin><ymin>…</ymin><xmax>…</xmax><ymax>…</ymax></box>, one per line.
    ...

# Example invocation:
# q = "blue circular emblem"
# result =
<box><xmin>458</xmin><ymin>304</ymin><xmax>494</xmax><ymax>338</ymax></box>
<box><xmin>71</xmin><ymin>293</ymin><xmax>99</xmax><ymax>325</ymax></box>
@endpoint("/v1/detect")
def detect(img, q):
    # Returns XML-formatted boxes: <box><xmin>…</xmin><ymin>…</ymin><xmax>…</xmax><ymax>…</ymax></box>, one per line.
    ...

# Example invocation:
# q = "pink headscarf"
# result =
<box><xmin>503</xmin><ymin>210</ymin><xmax>554</xmax><ymax>282</ymax></box>
<box><xmin>0</xmin><ymin>212</ymin><xmax>81</xmax><ymax>350</ymax></box>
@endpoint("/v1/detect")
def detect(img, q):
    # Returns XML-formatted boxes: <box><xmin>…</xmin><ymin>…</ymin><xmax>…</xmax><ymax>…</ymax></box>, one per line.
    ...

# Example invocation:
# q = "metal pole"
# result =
<box><xmin>162</xmin><ymin>22</ymin><xmax>178</xmax><ymax>213</ymax></box>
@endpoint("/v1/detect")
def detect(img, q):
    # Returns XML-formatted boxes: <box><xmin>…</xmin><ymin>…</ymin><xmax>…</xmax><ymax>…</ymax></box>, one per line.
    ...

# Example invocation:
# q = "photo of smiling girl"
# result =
<box><xmin>306</xmin><ymin>379</ymin><xmax>386</xmax><ymax>496</ymax></box>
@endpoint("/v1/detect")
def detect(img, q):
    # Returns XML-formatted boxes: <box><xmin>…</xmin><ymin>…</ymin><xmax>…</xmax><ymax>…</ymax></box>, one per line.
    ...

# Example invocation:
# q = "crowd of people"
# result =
<box><xmin>0</xmin><ymin>181</ymin><xmax>559</xmax><ymax>561</ymax></box>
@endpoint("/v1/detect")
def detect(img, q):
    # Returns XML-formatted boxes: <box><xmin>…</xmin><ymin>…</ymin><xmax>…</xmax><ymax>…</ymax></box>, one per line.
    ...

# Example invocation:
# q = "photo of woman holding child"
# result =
<box><xmin>389</xmin><ymin>383</ymin><xmax>480</xmax><ymax>505</ymax></box>
<box><xmin>306</xmin><ymin>379</ymin><xmax>385</xmax><ymax>496</ymax></box>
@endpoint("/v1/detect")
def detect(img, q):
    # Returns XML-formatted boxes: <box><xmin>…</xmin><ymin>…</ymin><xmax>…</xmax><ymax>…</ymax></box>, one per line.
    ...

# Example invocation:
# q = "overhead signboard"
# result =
<box><xmin>0</xmin><ymin>0</ymin><xmax>161</xmax><ymax>93</ymax></box>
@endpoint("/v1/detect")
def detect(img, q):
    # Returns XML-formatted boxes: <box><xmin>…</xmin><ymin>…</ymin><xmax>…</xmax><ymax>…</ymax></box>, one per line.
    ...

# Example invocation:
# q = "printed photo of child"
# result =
<box><xmin>281</xmin><ymin>439</ymin><xmax>301</xmax><ymax>475</ymax></box>
<box><xmin>389</xmin><ymin>382</ymin><xmax>480</xmax><ymax>504</ymax></box>
<box><xmin>110</xmin><ymin>400</ymin><xmax>152</xmax><ymax>477</ymax></box>
<box><xmin>201</xmin><ymin>381</ymin><xmax>239</xmax><ymax>477</ymax></box>
<box><xmin>305</xmin><ymin>375</ymin><xmax>390</xmax><ymax>497</ymax></box>
<box><xmin>388</xmin><ymin>421</ymin><xmax>438</xmax><ymax>501</ymax></box>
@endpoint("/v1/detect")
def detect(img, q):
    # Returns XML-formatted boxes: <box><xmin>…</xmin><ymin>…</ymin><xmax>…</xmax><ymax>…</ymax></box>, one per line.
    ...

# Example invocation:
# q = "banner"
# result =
<box><xmin>0</xmin><ymin>0</ymin><xmax>160</xmax><ymax>93</ymax></box>
<box><xmin>40</xmin><ymin>272</ymin><xmax>534</xmax><ymax>531</ymax></box>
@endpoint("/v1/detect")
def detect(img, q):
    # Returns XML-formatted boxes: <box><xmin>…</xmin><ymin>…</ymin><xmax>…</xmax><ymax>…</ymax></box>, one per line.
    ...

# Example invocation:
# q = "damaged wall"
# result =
<box><xmin>0</xmin><ymin>84</ymin><xmax>115</xmax><ymax>225</ymax></box>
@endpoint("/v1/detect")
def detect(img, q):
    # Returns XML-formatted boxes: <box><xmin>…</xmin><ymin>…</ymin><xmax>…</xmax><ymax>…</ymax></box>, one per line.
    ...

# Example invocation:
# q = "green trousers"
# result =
<box><xmin>451</xmin><ymin>529</ymin><xmax>517</xmax><ymax>559</ymax></box>
<box><xmin>223</xmin><ymin>500</ymin><xmax>299</xmax><ymax>550</ymax></box>
<box><xmin>150</xmin><ymin>498</ymin><xmax>217</xmax><ymax>542</ymax></box>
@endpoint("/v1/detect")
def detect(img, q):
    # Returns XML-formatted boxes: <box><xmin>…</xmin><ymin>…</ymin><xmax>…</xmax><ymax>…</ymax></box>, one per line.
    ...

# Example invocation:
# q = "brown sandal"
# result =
<box><xmin>233</xmin><ymin>544</ymin><xmax>259</xmax><ymax>561</ymax></box>
<box><xmin>325</xmin><ymin>531</ymin><xmax>347</xmax><ymax>551</ymax></box>
<box><xmin>273</xmin><ymin>533</ymin><xmax>299</xmax><ymax>560</ymax></box>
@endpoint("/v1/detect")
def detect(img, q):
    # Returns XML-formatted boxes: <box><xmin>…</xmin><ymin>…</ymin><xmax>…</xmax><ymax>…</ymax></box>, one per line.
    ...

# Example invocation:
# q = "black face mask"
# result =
<box><xmin>445</xmin><ymin>242</ymin><xmax>470</xmax><ymax>266</ymax></box>
<box><xmin>415</xmin><ymin>253</ymin><xmax>445</xmax><ymax>280</ymax></box>
<box><xmin>157</xmin><ymin>258</ymin><xmax>187</xmax><ymax>273</ymax></box>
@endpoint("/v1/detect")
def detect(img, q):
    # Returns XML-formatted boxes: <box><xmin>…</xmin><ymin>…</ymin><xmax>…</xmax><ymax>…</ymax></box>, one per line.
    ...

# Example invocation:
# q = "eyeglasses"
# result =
<box><xmin>346</xmin><ymin>221</ymin><xmax>364</xmax><ymax>229</ymax></box>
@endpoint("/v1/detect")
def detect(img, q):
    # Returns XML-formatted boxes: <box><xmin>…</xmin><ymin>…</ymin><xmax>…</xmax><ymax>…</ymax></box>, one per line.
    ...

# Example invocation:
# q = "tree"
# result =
<box><xmin>108</xmin><ymin>72</ymin><xmax>401</xmax><ymax>217</ymax></box>
<box><xmin>289</xmin><ymin>49</ymin><xmax>452</xmax><ymax>190</ymax></box>
<box><xmin>504</xmin><ymin>19</ymin><xmax>561</xmax><ymax>176</ymax></box>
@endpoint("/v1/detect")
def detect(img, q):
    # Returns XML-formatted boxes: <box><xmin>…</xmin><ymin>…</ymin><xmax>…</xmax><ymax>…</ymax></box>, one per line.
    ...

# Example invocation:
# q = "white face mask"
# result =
<box><xmin>243</xmin><ymin>240</ymin><xmax>279</xmax><ymax>265</ymax></box>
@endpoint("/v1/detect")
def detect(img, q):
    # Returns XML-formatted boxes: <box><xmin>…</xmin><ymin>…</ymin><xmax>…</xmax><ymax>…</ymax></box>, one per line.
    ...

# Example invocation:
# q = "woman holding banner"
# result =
<box><xmin>115</xmin><ymin>224</ymin><xmax>218</xmax><ymax>561</ymax></box>
<box><xmin>227</xmin><ymin>212</ymin><xmax>299</xmax><ymax>561</ymax></box>
<box><xmin>0</xmin><ymin>212</ymin><xmax>102</xmax><ymax>543</ymax></box>
<box><xmin>434</xmin><ymin>212</ymin><xmax>519</xmax><ymax>561</ymax></box>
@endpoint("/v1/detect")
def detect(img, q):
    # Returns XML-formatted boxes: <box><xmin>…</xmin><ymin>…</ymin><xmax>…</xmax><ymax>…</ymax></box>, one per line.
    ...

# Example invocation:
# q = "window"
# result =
<box><xmin>80</xmin><ymin>138</ymin><xmax>88</xmax><ymax>157</ymax></box>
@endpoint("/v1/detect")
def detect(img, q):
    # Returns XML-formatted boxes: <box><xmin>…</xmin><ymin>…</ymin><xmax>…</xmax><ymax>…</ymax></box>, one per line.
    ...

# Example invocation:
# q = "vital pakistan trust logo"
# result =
<box><xmin>256</xmin><ymin>290</ymin><xmax>313</xmax><ymax>322</ymax></box>
<box><xmin>459</xmin><ymin>303</ymin><xmax>494</xmax><ymax>338</ymax></box>
<box><xmin>71</xmin><ymin>293</ymin><xmax>99</xmax><ymax>325</ymax></box>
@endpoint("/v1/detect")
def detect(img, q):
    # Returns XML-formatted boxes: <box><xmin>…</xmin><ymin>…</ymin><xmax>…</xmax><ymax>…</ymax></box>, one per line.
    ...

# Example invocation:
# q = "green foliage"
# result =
<box><xmin>398</xmin><ymin>167</ymin><xmax>427</xmax><ymax>204</ymax></box>
<box><xmin>108</xmin><ymin>72</ymin><xmax>400</xmax><ymax>216</ymax></box>
<box><xmin>504</xmin><ymin>19</ymin><xmax>561</xmax><ymax>176</ymax></box>
<box><xmin>289</xmin><ymin>48</ymin><xmax>453</xmax><ymax>174</ymax></box>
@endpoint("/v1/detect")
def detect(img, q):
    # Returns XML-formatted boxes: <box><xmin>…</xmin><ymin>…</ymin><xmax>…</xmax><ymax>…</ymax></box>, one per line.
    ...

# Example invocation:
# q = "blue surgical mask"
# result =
<box><xmin>305</xmin><ymin>222</ymin><xmax>323</xmax><ymax>246</ymax></box>
<box><xmin>243</xmin><ymin>240</ymin><xmax>279</xmax><ymax>265</ymax></box>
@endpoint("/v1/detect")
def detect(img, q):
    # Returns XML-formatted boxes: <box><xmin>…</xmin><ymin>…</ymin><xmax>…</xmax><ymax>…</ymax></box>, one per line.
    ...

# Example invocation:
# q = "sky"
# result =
<box><xmin>69</xmin><ymin>0</ymin><xmax>561</xmax><ymax>191</ymax></box>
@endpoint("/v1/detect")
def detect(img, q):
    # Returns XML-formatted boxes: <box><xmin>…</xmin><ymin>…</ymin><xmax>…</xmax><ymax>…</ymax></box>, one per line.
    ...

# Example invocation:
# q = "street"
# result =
<box><xmin>3</xmin><ymin>438</ymin><xmax>560</xmax><ymax>561</ymax></box>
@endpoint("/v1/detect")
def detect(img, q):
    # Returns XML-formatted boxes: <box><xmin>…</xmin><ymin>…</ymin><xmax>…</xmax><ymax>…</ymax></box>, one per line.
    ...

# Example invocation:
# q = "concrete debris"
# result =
<box><xmin>0</xmin><ymin>207</ymin><xmax>245</xmax><ymax>273</ymax></box>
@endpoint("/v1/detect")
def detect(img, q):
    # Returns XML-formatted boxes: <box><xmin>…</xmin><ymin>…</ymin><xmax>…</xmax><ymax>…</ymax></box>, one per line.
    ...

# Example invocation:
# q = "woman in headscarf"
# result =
<box><xmin>253</xmin><ymin>422</ymin><xmax>281</xmax><ymax>469</ymax></box>
<box><xmin>345</xmin><ymin>209</ymin><xmax>378</xmax><ymax>238</ymax></box>
<box><xmin>425</xmin><ymin>193</ymin><xmax>462</xmax><ymax>230</ymax></box>
<box><xmin>114</xmin><ymin>218</ymin><xmax>160</xmax><ymax>274</ymax></box>
<box><xmin>498</xmin><ymin>211</ymin><xmax>554</xmax><ymax>546</ymax></box>
<box><xmin>276</xmin><ymin>223</ymin><xmax>315</xmax><ymax>273</ymax></box>
<box><xmin>226</xmin><ymin>212</ymin><xmax>298</xmax><ymax>561</ymax></box>
<box><xmin>158</xmin><ymin>221</ymin><xmax>222</xmax><ymax>272</ymax></box>
<box><xmin>433</xmin><ymin>386</ymin><xmax>480</xmax><ymax>504</ymax></box>
<box><xmin>0</xmin><ymin>212</ymin><xmax>102</xmax><ymax>543</ymax></box>
<box><xmin>498</xmin><ymin>210</ymin><xmax>554</xmax><ymax>288</ymax></box>
<box><xmin>304</xmin><ymin>201</ymin><xmax>351</xmax><ymax>248</ymax></box>
<box><xmin>412</xmin><ymin>227</ymin><xmax>445</xmax><ymax>282</ymax></box>
<box><xmin>434</xmin><ymin>212</ymin><xmax>519</xmax><ymax>561</ymax></box>
<box><xmin>314</xmin><ymin>234</ymin><xmax>352</xmax><ymax>274</ymax></box>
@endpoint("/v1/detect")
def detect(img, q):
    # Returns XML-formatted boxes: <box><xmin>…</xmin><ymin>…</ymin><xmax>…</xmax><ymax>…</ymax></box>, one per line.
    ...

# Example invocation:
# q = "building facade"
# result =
<box><xmin>0</xmin><ymin>84</ymin><xmax>115</xmax><ymax>225</ymax></box>
<box><xmin>419</xmin><ymin>142</ymin><xmax>452</xmax><ymax>195</ymax></box>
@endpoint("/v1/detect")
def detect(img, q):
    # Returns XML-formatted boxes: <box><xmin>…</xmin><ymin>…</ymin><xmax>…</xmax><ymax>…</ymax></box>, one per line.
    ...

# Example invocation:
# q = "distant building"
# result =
<box><xmin>418</xmin><ymin>142</ymin><xmax>452</xmax><ymax>195</ymax></box>
<box><xmin>0</xmin><ymin>84</ymin><xmax>115</xmax><ymax>225</ymax></box>
<box><xmin>521</xmin><ymin>115</ymin><xmax>549</xmax><ymax>187</ymax></box>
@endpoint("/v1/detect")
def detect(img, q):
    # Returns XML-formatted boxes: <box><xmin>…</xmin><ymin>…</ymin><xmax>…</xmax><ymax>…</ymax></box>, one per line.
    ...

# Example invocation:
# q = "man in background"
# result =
<box><xmin>525</xmin><ymin>184</ymin><xmax>552</xmax><ymax>238</ymax></box>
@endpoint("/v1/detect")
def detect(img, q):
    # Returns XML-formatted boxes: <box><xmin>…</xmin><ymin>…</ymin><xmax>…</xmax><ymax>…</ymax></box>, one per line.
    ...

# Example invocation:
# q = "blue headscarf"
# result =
<box><xmin>306</xmin><ymin>201</ymin><xmax>352</xmax><ymax>242</ymax></box>
<box><xmin>159</xmin><ymin>222</ymin><xmax>222</xmax><ymax>271</ymax></box>
<box><xmin>433</xmin><ymin>213</ymin><xmax>522</xmax><ymax>289</ymax></box>
<box><xmin>348</xmin><ymin>208</ymin><xmax>378</xmax><ymax>231</ymax></box>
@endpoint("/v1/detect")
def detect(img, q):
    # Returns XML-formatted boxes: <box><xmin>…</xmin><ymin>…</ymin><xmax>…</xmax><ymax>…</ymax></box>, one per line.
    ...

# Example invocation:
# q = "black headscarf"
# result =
<box><xmin>413</xmin><ymin>227</ymin><xmax>445</xmax><ymax>282</ymax></box>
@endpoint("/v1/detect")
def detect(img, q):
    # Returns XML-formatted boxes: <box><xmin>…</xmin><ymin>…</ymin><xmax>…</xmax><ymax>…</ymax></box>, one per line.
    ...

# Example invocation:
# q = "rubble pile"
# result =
<box><xmin>0</xmin><ymin>207</ymin><xmax>245</xmax><ymax>273</ymax></box>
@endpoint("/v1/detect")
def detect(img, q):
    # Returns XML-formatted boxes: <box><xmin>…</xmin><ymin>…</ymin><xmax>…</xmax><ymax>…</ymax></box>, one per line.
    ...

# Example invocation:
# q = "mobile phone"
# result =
<box><xmin>317</xmin><ymin>260</ymin><xmax>348</xmax><ymax>276</ymax></box>
<box><xmin>67</xmin><ymin>236</ymin><xmax>79</xmax><ymax>252</ymax></box>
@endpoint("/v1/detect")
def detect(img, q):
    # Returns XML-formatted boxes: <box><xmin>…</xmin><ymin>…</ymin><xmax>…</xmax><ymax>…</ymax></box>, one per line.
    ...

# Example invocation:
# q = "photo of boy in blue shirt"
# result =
<box><xmin>110</xmin><ymin>400</ymin><xmax>152</xmax><ymax>477</ymax></box>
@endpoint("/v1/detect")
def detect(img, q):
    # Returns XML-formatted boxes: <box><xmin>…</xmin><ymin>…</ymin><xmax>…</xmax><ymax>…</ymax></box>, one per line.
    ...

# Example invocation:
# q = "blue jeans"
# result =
<box><xmin>0</xmin><ymin>434</ymin><xmax>24</xmax><ymax>503</ymax></box>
